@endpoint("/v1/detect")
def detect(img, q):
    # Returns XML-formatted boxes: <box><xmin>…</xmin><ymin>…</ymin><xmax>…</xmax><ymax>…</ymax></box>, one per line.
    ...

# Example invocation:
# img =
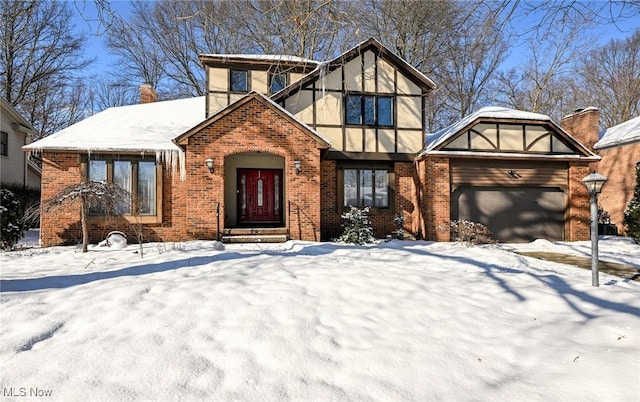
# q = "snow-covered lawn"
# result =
<box><xmin>1</xmin><ymin>237</ymin><xmax>639</xmax><ymax>401</ymax></box>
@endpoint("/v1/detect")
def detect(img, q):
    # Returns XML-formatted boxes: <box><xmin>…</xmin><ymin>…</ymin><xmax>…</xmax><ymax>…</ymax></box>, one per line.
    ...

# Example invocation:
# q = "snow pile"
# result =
<box><xmin>97</xmin><ymin>231</ymin><xmax>127</xmax><ymax>249</ymax></box>
<box><xmin>1</xmin><ymin>239</ymin><xmax>638</xmax><ymax>401</ymax></box>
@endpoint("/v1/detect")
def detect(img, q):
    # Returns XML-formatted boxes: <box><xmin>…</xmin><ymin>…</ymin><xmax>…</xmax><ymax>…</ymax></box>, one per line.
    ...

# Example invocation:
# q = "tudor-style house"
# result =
<box><xmin>25</xmin><ymin>38</ymin><xmax>598</xmax><ymax>246</ymax></box>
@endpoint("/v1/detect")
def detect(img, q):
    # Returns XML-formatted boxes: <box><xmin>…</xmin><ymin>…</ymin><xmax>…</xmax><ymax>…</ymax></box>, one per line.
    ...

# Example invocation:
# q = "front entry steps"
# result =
<box><xmin>221</xmin><ymin>227</ymin><xmax>288</xmax><ymax>243</ymax></box>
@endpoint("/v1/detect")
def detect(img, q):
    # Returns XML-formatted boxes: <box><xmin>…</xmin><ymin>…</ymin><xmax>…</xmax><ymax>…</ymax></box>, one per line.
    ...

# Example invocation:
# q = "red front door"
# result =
<box><xmin>237</xmin><ymin>169</ymin><xmax>282</xmax><ymax>224</ymax></box>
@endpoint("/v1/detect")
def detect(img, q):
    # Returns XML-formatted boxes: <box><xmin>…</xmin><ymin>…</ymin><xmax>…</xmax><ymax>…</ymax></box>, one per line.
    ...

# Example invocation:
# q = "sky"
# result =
<box><xmin>69</xmin><ymin>1</ymin><xmax>639</xmax><ymax>80</ymax></box>
<box><xmin>1</xmin><ymin>235</ymin><xmax>639</xmax><ymax>400</ymax></box>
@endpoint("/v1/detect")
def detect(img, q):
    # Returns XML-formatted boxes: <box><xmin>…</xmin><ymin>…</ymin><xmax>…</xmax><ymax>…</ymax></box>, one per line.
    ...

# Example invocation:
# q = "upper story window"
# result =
<box><xmin>345</xmin><ymin>94</ymin><xmax>394</xmax><ymax>127</ymax></box>
<box><xmin>87</xmin><ymin>157</ymin><xmax>159</xmax><ymax>219</ymax></box>
<box><xmin>230</xmin><ymin>70</ymin><xmax>248</xmax><ymax>92</ymax></box>
<box><xmin>1</xmin><ymin>131</ymin><xmax>8</xmax><ymax>156</ymax></box>
<box><xmin>444</xmin><ymin>123</ymin><xmax>575</xmax><ymax>154</ymax></box>
<box><xmin>269</xmin><ymin>72</ymin><xmax>287</xmax><ymax>94</ymax></box>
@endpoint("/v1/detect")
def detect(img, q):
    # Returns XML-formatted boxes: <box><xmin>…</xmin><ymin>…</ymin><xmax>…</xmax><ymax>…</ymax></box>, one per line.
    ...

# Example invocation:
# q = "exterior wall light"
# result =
<box><xmin>581</xmin><ymin>171</ymin><xmax>608</xmax><ymax>286</ymax></box>
<box><xmin>294</xmin><ymin>160</ymin><xmax>301</xmax><ymax>175</ymax></box>
<box><xmin>205</xmin><ymin>158</ymin><xmax>214</xmax><ymax>173</ymax></box>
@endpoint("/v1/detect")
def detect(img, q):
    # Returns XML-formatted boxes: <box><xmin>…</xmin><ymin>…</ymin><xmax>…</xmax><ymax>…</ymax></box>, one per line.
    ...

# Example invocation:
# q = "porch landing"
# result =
<box><xmin>221</xmin><ymin>227</ymin><xmax>288</xmax><ymax>243</ymax></box>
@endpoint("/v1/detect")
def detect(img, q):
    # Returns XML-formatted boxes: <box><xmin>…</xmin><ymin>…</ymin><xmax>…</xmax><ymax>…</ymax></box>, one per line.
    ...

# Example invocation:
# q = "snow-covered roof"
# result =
<box><xmin>24</xmin><ymin>97</ymin><xmax>205</xmax><ymax>154</ymax></box>
<box><xmin>594</xmin><ymin>115</ymin><xmax>640</xmax><ymax>149</ymax></box>
<box><xmin>200</xmin><ymin>54</ymin><xmax>319</xmax><ymax>65</ymax></box>
<box><xmin>420</xmin><ymin>106</ymin><xmax>552</xmax><ymax>156</ymax></box>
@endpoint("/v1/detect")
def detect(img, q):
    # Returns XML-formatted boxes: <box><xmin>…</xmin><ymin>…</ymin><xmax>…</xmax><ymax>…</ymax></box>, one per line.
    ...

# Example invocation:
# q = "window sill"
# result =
<box><xmin>88</xmin><ymin>215</ymin><xmax>162</xmax><ymax>224</ymax></box>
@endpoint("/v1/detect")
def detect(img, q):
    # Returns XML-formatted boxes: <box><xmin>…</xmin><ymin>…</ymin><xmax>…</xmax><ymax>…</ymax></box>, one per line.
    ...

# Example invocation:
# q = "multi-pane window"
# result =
<box><xmin>343</xmin><ymin>168</ymin><xmax>389</xmax><ymax>208</ymax></box>
<box><xmin>88</xmin><ymin>158</ymin><xmax>157</xmax><ymax>216</ymax></box>
<box><xmin>0</xmin><ymin>131</ymin><xmax>8</xmax><ymax>156</ymax></box>
<box><xmin>269</xmin><ymin>72</ymin><xmax>287</xmax><ymax>94</ymax></box>
<box><xmin>345</xmin><ymin>94</ymin><xmax>393</xmax><ymax>127</ymax></box>
<box><xmin>230</xmin><ymin>70</ymin><xmax>248</xmax><ymax>92</ymax></box>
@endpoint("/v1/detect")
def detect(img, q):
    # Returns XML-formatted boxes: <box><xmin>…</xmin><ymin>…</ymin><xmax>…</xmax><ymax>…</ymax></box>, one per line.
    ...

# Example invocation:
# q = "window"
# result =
<box><xmin>345</xmin><ymin>94</ymin><xmax>394</xmax><ymax>127</ymax></box>
<box><xmin>0</xmin><ymin>131</ymin><xmax>7</xmax><ymax>156</ymax></box>
<box><xmin>230</xmin><ymin>70</ymin><xmax>248</xmax><ymax>92</ymax></box>
<box><xmin>343</xmin><ymin>168</ymin><xmax>389</xmax><ymax>208</ymax></box>
<box><xmin>87</xmin><ymin>157</ymin><xmax>159</xmax><ymax>219</ymax></box>
<box><xmin>269</xmin><ymin>72</ymin><xmax>287</xmax><ymax>94</ymax></box>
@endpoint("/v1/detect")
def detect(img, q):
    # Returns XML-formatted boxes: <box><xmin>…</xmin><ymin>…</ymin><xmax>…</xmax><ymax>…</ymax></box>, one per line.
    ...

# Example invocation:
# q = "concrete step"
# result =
<box><xmin>221</xmin><ymin>234</ymin><xmax>288</xmax><ymax>243</ymax></box>
<box><xmin>222</xmin><ymin>227</ymin><xmax>288</xmax><ymax>236</ymax></box>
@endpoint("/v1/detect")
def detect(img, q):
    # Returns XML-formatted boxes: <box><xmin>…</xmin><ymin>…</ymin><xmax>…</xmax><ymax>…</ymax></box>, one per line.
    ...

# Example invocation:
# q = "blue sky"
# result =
<box><xmin>70</xmin><ymin>1</ymin><xmax>638</xmax><ymax>79</ymax></box>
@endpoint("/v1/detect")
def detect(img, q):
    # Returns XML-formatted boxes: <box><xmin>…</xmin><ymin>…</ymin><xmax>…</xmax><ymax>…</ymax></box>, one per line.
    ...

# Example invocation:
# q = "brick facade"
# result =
<box><xmin>596</xmin><ymin>143</ymin><xmax>640</xmax><ymax>235</ymax></box>
<box><xmin>423</xmin><ymin>157</ymin><xmax>451</xmax><ymax>241</ymax></box>
<box><xmin>185</xmin><ymin>97</ymin><xmax>325</xmax><ymax>241</ymax></box>
<box><xmin>561</xmin><ymin>108</ymin><xmax>600</xmax><ymax>153</ymax></box>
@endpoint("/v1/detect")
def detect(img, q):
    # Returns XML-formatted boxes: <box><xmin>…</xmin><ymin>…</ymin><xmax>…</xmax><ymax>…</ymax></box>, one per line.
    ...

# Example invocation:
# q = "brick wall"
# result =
<box><xmin>40</xmin><ymin>153</ymin><xmax>83</xmax><ymax>246</ymax></box>
<box><xmin>424</xmin><ymin>156</ymin><xmax>451</xmax><ymax>241</ymax></box>
<box><xmin>561</xmin><ymin>108</ymin><xmax>600</xmax><ymax>154</ymax></box>
<box><xmin>39</xmin><ymin>151</ymin><xmax>188</xmax><ymax>246</ymax></box>
<box><xmin>186</xmin><ymin>97</ymin><xmax>324</xmax><ymax>241</ymax></box>
<box><xmin>319</xmin><ymin>161</ymin><xmax>419</xmax><ymax>241</ymax></box>
<box><xmin>596</xmin><ymin>143</ymin><xmax>640</xmax><ymax>235</ymax></box>
<box><xmin>568</xmin><ymin>162</ymin><xmax>592</xmax><ymax>241</ymax></box>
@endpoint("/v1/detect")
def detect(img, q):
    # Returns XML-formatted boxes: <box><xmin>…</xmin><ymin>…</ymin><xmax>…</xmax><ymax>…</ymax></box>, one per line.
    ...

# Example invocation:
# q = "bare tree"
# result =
<box><xmin>577</xmin><ymin>28</ymin><xmax>640</xmax><ymax>127</ymax></box>
<box><xmin>230</xmin><ymin>0</ymin><xmax>347</xmax><ymax>60</ymax></box>
<box><xmin>105</xmin><ymin>2</ymin><xmax>165</xmax><ymax>92</ymax></box>
<box><xmin>493</xmin><ymin>20</ymin><xmax>595</xmax><ymax>120</ymax></box>
<box><xmin>43</xmin><ymin>181</ymin><xmax>128</xmax><ymax>253</ymax></box>
<box><xmin>0</xmin><ymin>0</ymin><xmax>90</xmax><ymax>136</ymax></box>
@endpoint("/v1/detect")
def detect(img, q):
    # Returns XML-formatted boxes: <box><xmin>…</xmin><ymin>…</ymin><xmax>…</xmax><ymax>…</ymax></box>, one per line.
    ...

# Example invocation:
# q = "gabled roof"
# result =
<box><xmin>419</xmin><ymin>106</ymin><xmax>599</xmax><ymax>160</ymax></box>
<box><xmin>594</xmin><ymin>115</ymin><xmax>640</xmax><ymax>149</ymax></box>
<box><xmin>1</xmin><ymin>96</ymin><xmax>37</xmax><ymax>136</ymax></box>
<box><xmin>271</xmin><ymin>37</ymin><xmax>436</xmax><ymax>101</ymax></box>
<box><xmin>174</xmin><ymin>91</ymin><xmax>330</xmax><ymax>148</ymax></box>
<box><xmin>24</xmin><ymin>97</ymin><xmax>206</xmax><ymax>153</ymax></box>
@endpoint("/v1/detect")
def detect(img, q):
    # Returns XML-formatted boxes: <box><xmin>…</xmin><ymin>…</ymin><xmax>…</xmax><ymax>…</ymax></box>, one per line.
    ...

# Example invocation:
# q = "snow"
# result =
<box><xmin>22</xmin><ymin>97</ymin><xmax>206</xmax><ymax>179</ymax></box>
<box><xmin>23</xmin><ymin>97</ymin><xmax>205</xmax><ymax>154</ymax></box>
<box><xmin>200</xmin><ymin>54</ymin><xmax>319</xmax><ymax>65</ymax></box>
<box><xmin>595</xmin><ymin>115</ymin><xmax>640</xmax><ymax>149</ymax></box>
<box><xmin>1</xmin><ymin>237</ymin><xmax>639</xmax><ymax>401</ymax></box>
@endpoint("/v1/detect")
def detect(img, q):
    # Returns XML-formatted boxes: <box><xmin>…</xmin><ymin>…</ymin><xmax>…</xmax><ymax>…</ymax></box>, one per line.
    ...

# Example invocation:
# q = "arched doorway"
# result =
<box><xmin>224</xmin><ymin>152</ymin><xmax>284</xmax><ymax>227</ymax></box>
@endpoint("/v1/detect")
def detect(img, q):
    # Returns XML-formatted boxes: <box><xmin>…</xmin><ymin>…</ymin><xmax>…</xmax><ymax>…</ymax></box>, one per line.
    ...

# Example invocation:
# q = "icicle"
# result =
<box><xmin>156</xmin><ymin>149</ymin><xmax>186</xmax><ymax>182</ymax></box>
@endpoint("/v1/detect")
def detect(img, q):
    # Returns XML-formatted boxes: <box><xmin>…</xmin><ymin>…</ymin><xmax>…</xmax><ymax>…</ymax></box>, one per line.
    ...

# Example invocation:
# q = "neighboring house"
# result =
<box><xmin>593</xmin><ymin>115</ymin><xmax>640</xmax><ymax>235</ymax></box>
<box><xmin>25</xmin><ymin>38</ymin><xmax>598</xmax><ymax>246</ymax></box>
<box><xmin>1</xmin><ymin>96</ymin><xmax>40</xmax><ymax>189</ymax></box>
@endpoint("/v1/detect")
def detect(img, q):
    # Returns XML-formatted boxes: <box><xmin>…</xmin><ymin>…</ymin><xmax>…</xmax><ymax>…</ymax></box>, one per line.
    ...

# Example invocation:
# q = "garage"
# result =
<box><xmin>451</xmin><ymin>186</ymin><xmax>565</xmax><ymax>242</ymax></box>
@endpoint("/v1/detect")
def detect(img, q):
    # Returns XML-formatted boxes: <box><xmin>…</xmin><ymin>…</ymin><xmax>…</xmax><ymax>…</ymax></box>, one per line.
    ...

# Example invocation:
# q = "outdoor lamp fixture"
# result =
<box><xmin>581</xmin><ymin>171</ymin><xmax>608</xmax><ymax>287</ymax></box>
<box><xmin>294</xmin><ymin>160</ymin><xmax>301</xmax><ymax>175</ymax></box>
<box><xmin>205</xmin><ymin>158</ymin><xmax>214</xmax><ymax>173</ymax></box>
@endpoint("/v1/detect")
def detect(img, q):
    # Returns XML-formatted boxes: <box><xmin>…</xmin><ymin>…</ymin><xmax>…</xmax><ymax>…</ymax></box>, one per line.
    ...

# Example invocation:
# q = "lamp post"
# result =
<box><xmin>581</xmin><ymin>172</ymin><xmax>608</xmax><ymax>287</ymax></box>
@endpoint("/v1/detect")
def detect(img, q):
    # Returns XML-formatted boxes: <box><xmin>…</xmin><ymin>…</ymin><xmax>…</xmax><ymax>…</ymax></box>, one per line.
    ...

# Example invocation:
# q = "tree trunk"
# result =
<box><xmin>81</xmin><ymin>199</ymin><xmax>88</xmax><ymax>253</ymax></box>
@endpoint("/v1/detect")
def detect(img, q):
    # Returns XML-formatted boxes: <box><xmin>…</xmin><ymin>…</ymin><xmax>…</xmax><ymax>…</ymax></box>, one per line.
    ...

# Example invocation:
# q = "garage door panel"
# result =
<box><xmin>452</xmin><ymin>187</ymin><xmax>564</xmax><ymax>242</ymax></box>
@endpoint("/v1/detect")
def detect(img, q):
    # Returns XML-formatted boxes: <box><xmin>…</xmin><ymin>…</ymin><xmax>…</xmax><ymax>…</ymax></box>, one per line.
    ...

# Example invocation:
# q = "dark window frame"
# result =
<box><xmin>339</xmin><ymin>165</ymin><xmax>392</xmax><ymax>210</ymax></box>
<box><xmin>230</xmin><ymin>69</ymin><xmax>249</xmax><ymax>93</ymax></box>
<box><xmin>345</xmin><ymin>94</ymin><xmax>394</xmax><ymax>127</ymax></box>
<box><xmin>269</xmin><ymin>71</ymin><xmax>287</xmax><ymax>94</ymax></box>
<box><xmin>0</xmin><ymin>131</ymin><xmax>8</xmax><ymax>156</ymax></box>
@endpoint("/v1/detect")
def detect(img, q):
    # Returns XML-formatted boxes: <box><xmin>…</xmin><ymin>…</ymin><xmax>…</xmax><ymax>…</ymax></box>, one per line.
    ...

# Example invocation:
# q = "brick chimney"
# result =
<box><xmin>560</xmin><ymin>107</ymin><xmax>600</xmax><ymax>151</ymax></box>
<box><xmin>139</xmin><ymin>83</ymin><xmax>158</xmax><ymax>104</ymax></box>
